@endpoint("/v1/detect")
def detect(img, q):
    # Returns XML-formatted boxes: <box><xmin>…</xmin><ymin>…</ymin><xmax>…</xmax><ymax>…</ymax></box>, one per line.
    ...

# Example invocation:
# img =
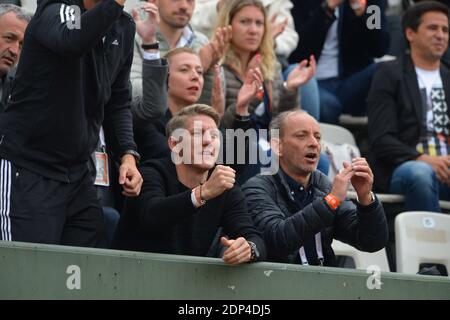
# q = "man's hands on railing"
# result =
<box><xmin>221</xmin><ymin>237</ymin><xmax>251</xmax><ymax>265</ymax></box>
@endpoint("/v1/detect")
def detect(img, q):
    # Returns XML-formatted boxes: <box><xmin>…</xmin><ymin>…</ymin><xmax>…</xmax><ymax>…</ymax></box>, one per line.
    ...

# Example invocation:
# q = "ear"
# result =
<box><xmin>168</xmin><ymin>136</ymin><xmax>179</xmax><ymax>151</ymax></box>
<box><xmin>270</xmin><ymin>137</ymin><xmax>282</xmax><ymax>157</ymax></box>
<box><xmin>405</xmin><ymin>27</ymin><xmax>415</xmax><ymax>43</ymax></box>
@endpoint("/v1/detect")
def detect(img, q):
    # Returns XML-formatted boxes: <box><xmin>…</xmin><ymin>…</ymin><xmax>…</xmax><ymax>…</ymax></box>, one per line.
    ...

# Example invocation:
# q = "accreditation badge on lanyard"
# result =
<box><xmin>299</xmin><ymin>233</ymin><xmax>324</xmax><ymax>266</ymax></box>
<box><xmin>94</xmin><ymin>128</ymin><xmax>109</xmax><ymax>186</ymax></box>
<box><xmin>94</xmin><ymin>149</ymin><xmax>110</xmax><ymax>186</ymax></box>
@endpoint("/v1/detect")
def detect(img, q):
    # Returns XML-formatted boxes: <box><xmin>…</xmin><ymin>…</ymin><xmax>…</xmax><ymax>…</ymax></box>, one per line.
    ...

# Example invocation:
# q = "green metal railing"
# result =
<box><xmin>0</xmin><ymin>241</ymin><xmax>449</xmax><ymax>299</ymax></box>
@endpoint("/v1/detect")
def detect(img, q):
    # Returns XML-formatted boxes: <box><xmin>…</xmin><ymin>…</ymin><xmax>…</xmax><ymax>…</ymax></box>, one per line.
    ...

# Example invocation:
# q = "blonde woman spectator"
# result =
<box><xmin>216</xmin><ymin>0</ymin><xmax>316</xmax><ymax>129</ymax></box>
<box><xmin>192</xmin><ymin>0</ymin><xmax>298</xmax><ymax>60</ymax></box>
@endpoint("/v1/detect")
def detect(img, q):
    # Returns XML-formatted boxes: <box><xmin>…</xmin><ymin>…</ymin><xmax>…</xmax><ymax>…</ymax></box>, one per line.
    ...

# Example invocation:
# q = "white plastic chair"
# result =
<box><xmin>319</xmin><ymin>123</ymin><xmax>405</xmax><ymax>205</ymax></box>
<box><xmin>395</xmin><ymin>211</ymin><xmax>450</xmax><ymax>275</ymax></box>
<box><xmin>319</xmin><ymin>123</ymin><xmax>450</xmax><ymax>210</ymax></box>
<box><xmin>319</xmin><ymin>122</ymin><xmax>357</xmax><ymax>146</ymax></box>
<box><xmin>332</xmin><ymin>239</ymin><xmax>390</xmax><ymax>272</ymax></box>
<box><xmin>338</xmin><ymin>114</ymin><xmax>368</xmax><ymax>127</ymax></box>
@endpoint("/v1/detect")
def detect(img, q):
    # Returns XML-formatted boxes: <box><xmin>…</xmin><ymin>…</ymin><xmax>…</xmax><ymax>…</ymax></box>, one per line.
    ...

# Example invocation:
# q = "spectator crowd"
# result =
<box><xmin>0</xmin><ymin>0</ymin><xmax>448</xmax><ymax>272</ymax></box>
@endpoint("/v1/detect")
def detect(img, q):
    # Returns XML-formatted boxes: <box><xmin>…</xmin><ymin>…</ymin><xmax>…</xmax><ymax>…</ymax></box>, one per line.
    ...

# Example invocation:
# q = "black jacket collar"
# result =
<box><xmin>403</xmin><ymin>54</ymin><xmax>424</xmax><ymax>130</ymax></box>
<box><xmin>275</xmin><ymin>169</ymin><xmax>326</xmax><ymax>204</ymax></box>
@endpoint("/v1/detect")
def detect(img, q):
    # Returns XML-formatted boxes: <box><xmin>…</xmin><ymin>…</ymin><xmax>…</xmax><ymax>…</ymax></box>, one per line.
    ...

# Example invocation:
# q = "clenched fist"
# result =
<box><xmin>201</xmin><ymin>165</ymin><xmax>236</xmax><ymax>200</ymax></box>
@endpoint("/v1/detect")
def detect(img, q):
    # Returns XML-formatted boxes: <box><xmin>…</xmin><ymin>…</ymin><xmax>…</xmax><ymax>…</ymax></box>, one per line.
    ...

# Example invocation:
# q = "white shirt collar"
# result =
<box><xmin>176</xmin><ymin>25</ymin><xmax>194</xmax><ymax>48</ymax></box>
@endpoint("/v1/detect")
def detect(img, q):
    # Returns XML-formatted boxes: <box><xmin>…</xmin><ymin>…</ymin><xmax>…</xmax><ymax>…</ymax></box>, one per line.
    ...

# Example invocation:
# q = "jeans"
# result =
<box><xmin>318</xmin><ymin>63</ymin><xmax>376</xmax><ymax>124</ymax></box>
<box><xmin>389</xmin><ymin>160</ymin><xmax>450</xmax><ymax>212</ymax></box>
<box><xmin>283</xmin><ymin>64</ymin><xmax>320</xmax><ymax>121</ymax></box>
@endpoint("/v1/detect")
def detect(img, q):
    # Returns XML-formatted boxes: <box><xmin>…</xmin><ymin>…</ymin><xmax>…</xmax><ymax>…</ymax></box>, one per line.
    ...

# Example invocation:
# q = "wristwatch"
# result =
<box><xmin>247</xmin><ymin>241</ymin><xmax>260</xmax><ymax>262</ymax></box>
<box><xmin>283</xmin><ymin>81</ymin><xmax>296</xmax><ymax>93</ymax></box>
<box><xmin>141</xmin><ymin>42</ymin><xmax>159</xmax><ymax>50</ymax></box>
<box><xmin>234</xmin><ymin>113</ymin><xmax>250</xmax><ymax>122</ymax></box>
<box><xmin>356</xmin><ymin>191</ymin><xmax>376</xmax><ymax>205</ymax></box>
<box><xmin>122</xmin><ymin>149</ymin><xmax>141</xmax><ymax>164</ymax></box>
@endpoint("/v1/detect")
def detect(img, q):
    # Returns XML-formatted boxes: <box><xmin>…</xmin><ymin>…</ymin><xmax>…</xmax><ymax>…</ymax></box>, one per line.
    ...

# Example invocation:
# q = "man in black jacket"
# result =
<box><xmin>243</xmin><ymin>110</ymin><xmax>387</xmax><ymax>265</ymax></box>
<box><xmin>0</xmin><ymin>0</ymin><xmax>142</xmax><ymax>246</ymax></box>
<box><xmin>290</xmin><ymin>0</ymin><xmax>390</xmax><ymax>123</ymax></box>
<box><xmin>0</xmin><ymin>4</ymin><xmax>30</xmax><ymax>112</ymax></box>
<box><xmin>114</xmin><ymin>104</ymin><xmax>266</xmax><ymax>264</ymax></box>
<box><xmin>368</xmin><ymin>1</ymin><xmax>450</xmax><ymax>212</ymax></box>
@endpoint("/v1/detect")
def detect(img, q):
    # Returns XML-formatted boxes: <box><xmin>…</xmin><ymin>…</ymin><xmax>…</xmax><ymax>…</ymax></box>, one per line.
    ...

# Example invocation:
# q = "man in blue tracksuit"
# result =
<box><xmin>0</xmin><ymin>0</ymin><xmax>143</xmax><ymax>246</ymax></box>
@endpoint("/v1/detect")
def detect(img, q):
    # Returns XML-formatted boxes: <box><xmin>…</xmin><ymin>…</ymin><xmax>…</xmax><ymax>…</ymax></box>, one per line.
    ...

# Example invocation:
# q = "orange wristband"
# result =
<box><xmin>324</xmin><ymin>193</ymin><xmax>341</xmax><ymax>210</ymax></box>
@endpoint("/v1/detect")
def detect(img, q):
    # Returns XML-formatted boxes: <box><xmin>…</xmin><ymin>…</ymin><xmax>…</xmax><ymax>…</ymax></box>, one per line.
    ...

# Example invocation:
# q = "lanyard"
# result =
<box><xmin>99</xmin><ymin>127</ymin><xmax>106</xmax><ymax>150</ymax></box>
<box><xmin>299</xmin><ymin>232</ymin><xmax>324</xmax><ymax>266</ymax></box>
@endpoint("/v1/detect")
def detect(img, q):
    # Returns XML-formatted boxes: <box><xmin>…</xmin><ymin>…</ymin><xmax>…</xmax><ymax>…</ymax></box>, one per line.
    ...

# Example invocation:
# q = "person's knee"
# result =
<box><xmin>395</xmin><ymin>161</ymin><xmax>436</xmax><ymax>186</ymax></box>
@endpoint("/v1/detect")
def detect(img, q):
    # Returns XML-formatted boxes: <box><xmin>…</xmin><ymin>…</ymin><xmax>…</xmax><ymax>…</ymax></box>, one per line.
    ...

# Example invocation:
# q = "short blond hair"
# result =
<box><xmin>164</xmin><ymin>47</ymin><xmax>199</xmax><ymax>64</ymax></box>
<box><xmin>166</xmin><ymin>104</ymin><xmax>220</xmax><ymax>137</ymax></box>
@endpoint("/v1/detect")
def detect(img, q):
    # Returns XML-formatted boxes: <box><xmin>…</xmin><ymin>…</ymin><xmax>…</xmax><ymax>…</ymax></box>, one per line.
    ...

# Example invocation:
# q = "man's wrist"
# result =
<box><xmin>416</xmin><ymin>154</ymin><xmax>427</xmax><ymax>161</ymax></box>
<box><xmin>235</xmin><ymin>103</ymin><xmax>250</xmax><ymax>116</ymax></box>
<box><xmin>200</xmin><ymin>182</ymin><xmax>210</xmax><ymax>201</ymax></box>
<box><xmin>247</xmin><ymin>241</ymin><xmax>260</xmax><ymax>262</ymax></box>
<box><xmin>191</xmin><ymin>188</ymin><xmax>202</xmax><ymax>207</ymax></box>
<box><xmin>191</xmin><ymin>186</ymin><xmax>206</xmax><ymax>207</ymax></box>
<box><xmin>324</xmin><ymin>193</ymin><xmax>341</xmax><ymax>211</ymax></box>
<box><xmin>143</xmin><ymin>51</ymin><xmax>160</xmax><ymax>61</ymax></box>
<box><xmin>115</xmin><ymin>0</ymin><xmax>125</xmax><ymax>7</ymax></box>
<box><xmin>121</xmin><ymin>150</ymin><xmax>141</xmax><ymax>164</ymax></box>
<box><xmin>356</xmin><ymin>191</ymin><xmax>375</xmax><ymax>206</ymax></box>
<box><xmin>235</xmin><ymin>113</ymin><xmax>250</xmax><ymax>121</ymax></box>
<box><xmin>141</xmin><ymin>41</ymin><xmax>159</xmax><ymax>50</ymax></box>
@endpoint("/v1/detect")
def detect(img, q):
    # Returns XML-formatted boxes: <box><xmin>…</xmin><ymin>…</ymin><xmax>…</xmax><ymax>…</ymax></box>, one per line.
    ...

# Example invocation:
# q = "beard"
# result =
<box><xmin>163</xmin><ymin>11</ymin><xmax>191</xmax><ymax>29</ymax></box>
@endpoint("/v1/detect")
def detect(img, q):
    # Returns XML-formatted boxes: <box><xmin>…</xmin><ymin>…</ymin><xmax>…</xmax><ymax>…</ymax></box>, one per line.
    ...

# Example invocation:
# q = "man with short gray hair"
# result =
<box><xmin>0</xmin><ymin>4</ymin><xmax>31</xmax><ymax>112</ymax></box>
<box><xmin>243</xmin><ymin>110</ymin><xmax>388</xmax><ymax>265</ymax></box>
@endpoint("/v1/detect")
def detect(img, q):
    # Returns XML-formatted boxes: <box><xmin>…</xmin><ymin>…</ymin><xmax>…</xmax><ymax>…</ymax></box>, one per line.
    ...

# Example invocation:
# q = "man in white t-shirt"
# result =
<box><xmin>368</xmin><ymin>1</ymin><xmax>450</xmax><ymax>212</ymax></box>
